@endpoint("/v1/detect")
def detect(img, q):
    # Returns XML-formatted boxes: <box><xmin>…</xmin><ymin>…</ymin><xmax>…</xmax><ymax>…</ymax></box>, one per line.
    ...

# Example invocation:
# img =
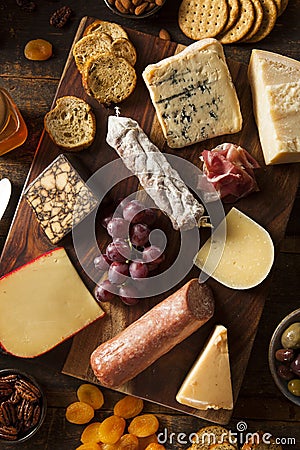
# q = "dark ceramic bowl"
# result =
<box><xmin>103</xmin><ymin>0</ymin><xmax>167</xmax><ymax>19</ymax></box>
<box><xmin>0</xmin><ymin>369</ymin><xmax>47</xmax><ymax>444</ymax></box>
<box><xmin>268</xmin><ymin>309</ymin><xmax>300</xmax><ymax>407</ymax></box>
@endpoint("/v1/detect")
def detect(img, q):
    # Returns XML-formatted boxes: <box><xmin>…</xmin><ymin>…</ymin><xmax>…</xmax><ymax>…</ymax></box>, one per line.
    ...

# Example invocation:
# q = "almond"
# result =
<box><xmin>115</xmin><ymin>0</ymin><xmax>128</xmax><ymax>13</ymax></box>
<box><xmin>120</xmin><ymin>0</ymin><xmax>132</xmax><ymax>9</ymax></box>
<box><xmin>155</xmin><ymin>0</ymin><xmax>164</xmax><ymax>5</ymax></box>
<box><xmin>159</xmin><ymin>28</ymin><xmax>171</xmax><ymax>40</ymax></box>
<box><xmin>135</xmin><ymin>2</ymin><xmax>148</xmax><ymax>15</ymax></box>
<box><xmin>132</xmin><ymin>0</ymin><xmax>142</xmax><ymax>5</ymax></box>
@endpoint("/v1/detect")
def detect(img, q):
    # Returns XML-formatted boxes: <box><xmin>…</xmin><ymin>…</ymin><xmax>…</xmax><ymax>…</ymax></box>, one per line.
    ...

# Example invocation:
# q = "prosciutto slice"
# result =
<box><xmin>200</xmin><ymin>143</ymin><xmax>260</xmax><ymax>203</ymax></box>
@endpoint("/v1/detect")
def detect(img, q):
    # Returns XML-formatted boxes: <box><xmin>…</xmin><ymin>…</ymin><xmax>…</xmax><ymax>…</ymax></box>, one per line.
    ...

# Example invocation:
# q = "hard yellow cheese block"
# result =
<box><xmin>0</xmin><ymin>248</ymin><xmax>105</xmax><ymax>357</ymax></box>
<box><xmin>176</xmin><ymin>325</ymin><xmax>233</xmax><ymax>410</ymax></box>
<box><xmin>248</xmin><ymin>49</ymin><xmax>300</xmax><ymax>165</ymax></box>
<box><xmin>194</xmin><ymin>207</ymin><xmax>274</xmax><ymax>289</ymax></box>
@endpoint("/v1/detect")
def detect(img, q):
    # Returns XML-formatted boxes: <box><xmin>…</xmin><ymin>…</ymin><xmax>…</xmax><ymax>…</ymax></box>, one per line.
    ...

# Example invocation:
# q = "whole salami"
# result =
<box><xmin>90</xmin><ymin>279</ymin><xmax>214</xmax><ymax>388</ymax></box>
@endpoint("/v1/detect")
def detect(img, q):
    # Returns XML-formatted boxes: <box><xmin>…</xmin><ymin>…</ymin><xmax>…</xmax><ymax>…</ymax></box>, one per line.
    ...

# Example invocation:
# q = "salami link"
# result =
<box><xmin>106</xmin><ymin>116</ymin><xmax>204</xmax><ymax>231</ymax></box>
<box><xmin>90</xmin><ymin>279</ymin><xmax>214</xmax><ymax>388</ymax></box>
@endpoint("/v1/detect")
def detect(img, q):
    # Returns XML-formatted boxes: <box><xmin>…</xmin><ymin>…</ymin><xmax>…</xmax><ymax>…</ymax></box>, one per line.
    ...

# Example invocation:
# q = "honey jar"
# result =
<box><xmin>0</xmin><ymin>88</ymin><xmax>28</xmax><ymax>156</ymax></box>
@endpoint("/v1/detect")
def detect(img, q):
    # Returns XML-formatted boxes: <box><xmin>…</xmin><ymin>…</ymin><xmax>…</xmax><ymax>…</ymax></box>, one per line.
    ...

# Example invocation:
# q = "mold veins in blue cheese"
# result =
<box><xmin>24</xmin><ymin>154</ymin><xmax>99</xmax><ymax>244</ymax></box>
<box><xmin>142</xmin><ymin>38</ymin><xmax>242</xmax><ymax>149</ymax></box>
<box><xmin>0</xmin><ymin>247</ymin><xmax>105</xmax><ymax>358</ymax></box>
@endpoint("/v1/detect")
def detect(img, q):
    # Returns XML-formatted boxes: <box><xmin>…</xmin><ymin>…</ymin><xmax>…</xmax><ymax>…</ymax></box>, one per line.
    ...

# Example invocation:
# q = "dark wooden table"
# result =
<box><xmin>0</xmin><ymin>1</ymin><xmax>299</xmax><ymax>448</ymax></box>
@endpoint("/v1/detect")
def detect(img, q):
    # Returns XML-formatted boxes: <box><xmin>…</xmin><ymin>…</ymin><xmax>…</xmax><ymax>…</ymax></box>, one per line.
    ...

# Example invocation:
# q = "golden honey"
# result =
<box><xmin>0</xmin><ymin>88</ymin><xmax>28</xmax><ymax>156</ymax></box>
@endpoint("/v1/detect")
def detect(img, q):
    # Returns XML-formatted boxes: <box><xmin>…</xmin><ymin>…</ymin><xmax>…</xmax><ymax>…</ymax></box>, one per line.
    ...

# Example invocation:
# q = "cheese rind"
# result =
<box><xmin>248</xmin><ymin>49</ymin><xmax>300</xmax><ymax>165</ymax></box>
<box><xmin>194</xmin><ymin>207</ymin><xmax>274</xmax><ymax>290</ymax></box>
<box><xmin>176</xmin><ymin>325</ymin><xmax>233</xmax><ymax>411</ymax></box>
<box><xmin>143</xmin><ymin>39</ymin><xmax>242</xmax><ymax>149</ymax></box>
<box><xmin>0</xmin><ymin>248</ymin><xmax>105</xmax><ymax>357</ymax></box>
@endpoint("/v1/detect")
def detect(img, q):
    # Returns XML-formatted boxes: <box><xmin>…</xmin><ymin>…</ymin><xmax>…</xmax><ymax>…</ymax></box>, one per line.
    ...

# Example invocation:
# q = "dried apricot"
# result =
<box><xmin>138</xmin><ymin>435</ymin><xmax>158</xmax><ymax>450</ymax></box>
<box><xmin>102</xmin><ymin>434</ymin><xmax>139</xmax><ymax>450</ymax></box>
<box><xmin>77</xmin><ymin>384</ymin><xmax>104</xmax><ymax>410</ymax></box>
<box><xmin>24</xmin><ymin>39</ymin><xmax>52</xmax><ymax>61</ymax></box>
<box><xmin>81</xmin><ymin>422</ymin><xmax>102</xmax><ymax>444</ymax></box>
<box><xmin>128</xmin><ymin>414</ymin><xmax>159</xmax><ymax>438</ymax></box>
<box><xmin>145</xmin><ymin>444</ymin><xmax>166</xmax><ymax>450</ymax></box>
<box><xmin>98</xmin><ymin>415</ymin><xmax>126</xmax><ymax>444</ymax></box>
<box><xmin>65</xmin><ymin>401</ymin><xmax>94</xmax><ymax>424</ymax></box>
<box><xmin>76</xmin><ymin>444</ymin><xmax>102</xmax><ymax>450</ymax></box>
<box><xmin>114</xmin><ymin>395</ymin><xmax>144</xmax><ymax>419</ymax></box>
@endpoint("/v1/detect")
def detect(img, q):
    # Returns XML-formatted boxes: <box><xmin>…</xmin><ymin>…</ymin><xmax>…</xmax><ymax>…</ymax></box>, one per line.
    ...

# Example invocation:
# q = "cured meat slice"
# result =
<box><xmin>199</xmin><ymin>143</ymin><xmax>260</xmax><ymax>203</ymax></box>
<box><xmin>106</xmin><ymin>116</ymin><xmax>204</xmax><ymax>230</ymax></box>
<box><xmin>90</xmin><ymin>279</ymin><xmax>214</xmax><ymax>388</ymax></box>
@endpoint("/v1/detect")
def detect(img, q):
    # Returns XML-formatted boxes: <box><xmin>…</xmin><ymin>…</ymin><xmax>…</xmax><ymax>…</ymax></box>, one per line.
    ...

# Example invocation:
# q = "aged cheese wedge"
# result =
<box><xmin>248</xmin><ymin>49</ymin><xmax>300</xmax><ymax>165</ymax></box>
<box><xmin>194</xmin><ymin>207</ymin><xmax>274</xmax><ymax>289</ymax></box>
<box><xmin>143</xmin><ymin>38</ymin><xmax>242</xmax><ymax>149</ymax></box>
<box><xmin>176</xmin><ymin>325</ymin><xmax>233</xmax><ymax>410</ymax></box>
<box><xmin>0</xmin><ymin>248</ymin><xmax>105</xmax><ymax>357</ymax></box>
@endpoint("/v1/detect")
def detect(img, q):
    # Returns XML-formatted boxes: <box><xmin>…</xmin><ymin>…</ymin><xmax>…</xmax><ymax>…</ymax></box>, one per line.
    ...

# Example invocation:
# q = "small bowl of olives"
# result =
<box><xmin>269</xmin><ymin>308</ymin><xmax>300</xmax><ymax>406</ymax></box>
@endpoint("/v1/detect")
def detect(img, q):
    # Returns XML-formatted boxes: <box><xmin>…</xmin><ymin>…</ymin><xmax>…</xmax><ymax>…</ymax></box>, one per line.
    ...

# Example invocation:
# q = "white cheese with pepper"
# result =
<box><xmin>194</xmin><ymin>207</ymin><xmax>274</xmax><ymax>290</ymax></box>
<box><xmin>142</xmin><ymin>38</ymin><xmax>242</xmax><ymax>148</ymax></box>
<box><xmin>176</xmin><ymin>325</ymin><xmax>233</xmax><ymax>411</ymax></box>
<box><xmin>0</xmin><ymin>248</ymin><xmax>105</xmax><ymax>357</ymax></box>
<box><xmin>248</xmin><ymin>49</ymin><xmax>300</xmax><ymax>165</ymax></box>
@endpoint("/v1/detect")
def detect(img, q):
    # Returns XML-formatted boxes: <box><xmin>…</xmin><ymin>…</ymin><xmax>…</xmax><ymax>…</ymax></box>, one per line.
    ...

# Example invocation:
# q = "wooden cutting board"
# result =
<box><xmin>1</xmin><ymin>17</ymin><xmax>299</xmax><ymax>425</ymax></box>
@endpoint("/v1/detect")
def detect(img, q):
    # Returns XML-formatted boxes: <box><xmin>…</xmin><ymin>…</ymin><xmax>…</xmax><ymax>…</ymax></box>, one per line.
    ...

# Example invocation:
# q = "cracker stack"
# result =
<box><xmin>73</xmin><ymin>20</ymin><xmax>137</xmax><ymax>105</ymax></box>
<box><xmin>178</xmin><ymin>0</ymin><xmax>289</xmax><ymax>44</ymax></box>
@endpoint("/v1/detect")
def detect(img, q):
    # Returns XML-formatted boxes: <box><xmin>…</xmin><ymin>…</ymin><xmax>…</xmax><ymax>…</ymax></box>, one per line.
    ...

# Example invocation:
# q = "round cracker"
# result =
<box><xmin>178</xmin><ymin>0</ymin><xmax>229</xmax><ymax>40</ymax></box>
<box><xmin>272</xmin><ymin>0</ymin><xmax>282</xmax><ymax>12</ymax></box>
<box><xmin>241</xmin><ymin>0</ymin><xmax>264</xmax><ymax>41</ymax></box>
<box><xmin>218</xmin><ymin>0</ymin><xmax>255</xmax><ymax>43</ymax></box>
<box><xmin>84</xmin><ymin>20</ymin><xmax>128</xmax><ymax>40</ymax></box>
<box><xmin>278</xmin><ymin>0</ymin><xmax>288</xmax><ymax>15</ymax></box>
<box><xmin>222</xmin><ymin>0</ymin><xmax>240</xmax><ymax>33</ymax></box>
<box><xmin>243</xmin><ymin>0</ymin><xmax>277</xmax><ymax>42</ymax></box>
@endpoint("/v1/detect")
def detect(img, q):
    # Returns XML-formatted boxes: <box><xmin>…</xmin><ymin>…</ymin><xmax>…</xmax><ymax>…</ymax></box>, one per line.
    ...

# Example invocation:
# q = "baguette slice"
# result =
<box><xmin>188</xmin><ymin>425</ymin><xmax>238</xmax><ymax>450</ymax></box>
<box><xmin>73</xmin><ymin>32</ymin><xmax>112</xmax><ymax>73</ymax></box>
<box><xmin>83</xmin><ymin>54</ymin><xmax>137</xmax><ymax>105</ymax></box>
<box><xmin>111</xmin><ymin>37</ymin><xmax>137</xmax><ymax>66</ymax></box>
<box><xmin>44</xmin><ymin>96</ymin><xmax>96</xmax><ymax>151</ymax></box>
<box><xmin>83</xmin><ymin>19</ymin><xmax>128</xmax><ymax>40</ymax></box>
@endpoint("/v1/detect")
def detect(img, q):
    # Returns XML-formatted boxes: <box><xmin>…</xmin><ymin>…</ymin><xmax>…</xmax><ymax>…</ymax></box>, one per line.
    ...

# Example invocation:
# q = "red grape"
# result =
<box><xmin>129</xmin><ymin>260</ymin><xmax>149</xmax><ymax>279</ymax></box>
<box><xmin>122</xmin><ymin>200</ymin><xmax>145</xmax><ymax>224</ymax></box>
<box><xmin>291</xmin><ymin>354</ymin><xmax>300</xmax><ymax>377</ymax></box>
<box><xmin>130</xmin><ymin>223</ymin><xmax>150</xmax><ymax>247</ymax></box>
<box><xmin>118</xmin><ymin>197</ymin><xmax>131</xmax><ymax>212</ymax></box>
<box><xmin>143</xmin><ymin>245</ymin><xmax>165</xmax><ymax>271</ymax></box>
<box><xmin>101</xmin><ymin>214</ymin><xmax>113</xmax><ymax>229</ymax></box>
<box><xmin>142</xmin><ymin>208</ymin><xmax>157</xmax><ymax>226</ymax></box>
<box><xmin>107</xmin><ymin>218</ymin><xmax>129</xmax><ymax>239</ymax></box>
<box><xmin>108</xmin><ymin>261</ymin><xmax>129</xmax><ymax>285</ymax></box>
<box><xmin>119</xmin><ymin>284</ymin><xmax>140</xmax><ymax>305</ymax></box>
<box><xmin>106</xmin><ymin>239</ymin><xmax>131</xmax><ymax>262</ymax></box>
<box><xmin>94</xmin><ymin>280</ymin><xmax>115</xmax><ymax>302</ymax></box>
<box><xmin>94</xmin><ymin>254</ymin><xmax>111</xmax><ymax>271</ymax></box>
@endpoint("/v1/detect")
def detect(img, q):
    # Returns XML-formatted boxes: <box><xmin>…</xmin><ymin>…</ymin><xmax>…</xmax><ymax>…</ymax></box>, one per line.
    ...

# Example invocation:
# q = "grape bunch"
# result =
<box><xmin>94</xmin><ymin>199</ymin><xmax>165</xmax><ymax>306</ymax></box>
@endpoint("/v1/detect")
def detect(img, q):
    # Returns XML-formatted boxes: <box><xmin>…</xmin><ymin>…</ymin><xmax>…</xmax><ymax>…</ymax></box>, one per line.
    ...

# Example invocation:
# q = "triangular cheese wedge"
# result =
<box><xmin>176</xmin><ymin>325</ymin><xmax>233</xmax><ymax>410</ymax></box>
<box><xmin>248</xmin><ymin>49</ymin><xmax>300</xmax><ymax>165</ymax></box>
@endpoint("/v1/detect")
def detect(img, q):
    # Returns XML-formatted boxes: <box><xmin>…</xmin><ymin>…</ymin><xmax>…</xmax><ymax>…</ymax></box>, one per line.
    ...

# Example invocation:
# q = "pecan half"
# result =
<box><xmin>0</xmin><ymin>382</ymin><xmax>13</xmax><ymax>401</ymax></box>
<box><xmin>1</xmin><ymin>401</ymin><xmax>17</xmax><ymax>427</ymax></box>
<box><xmin>15</xmin><ymin>379</ymin><xmax>41</xmax><ymax>402</ymax></box>
<box><xmin>0</xmin><ymin>425</ymin><xmax>18</xmax><ymax>441</ymax></box>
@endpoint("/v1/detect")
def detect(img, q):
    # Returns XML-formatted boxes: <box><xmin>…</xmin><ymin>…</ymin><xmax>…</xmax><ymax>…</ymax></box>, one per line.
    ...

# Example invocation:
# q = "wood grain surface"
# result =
<box><xmin>0</xmin><ymin>15</ymin><xmax>299</xmax><ymax>428</ymax></box>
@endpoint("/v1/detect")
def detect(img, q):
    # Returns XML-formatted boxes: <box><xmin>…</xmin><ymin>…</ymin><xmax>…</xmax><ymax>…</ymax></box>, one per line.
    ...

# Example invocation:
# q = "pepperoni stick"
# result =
<box><xmin>90</xmin><ymin>279</ymin><xmax>214</xmax><ymax>388</ymax></box>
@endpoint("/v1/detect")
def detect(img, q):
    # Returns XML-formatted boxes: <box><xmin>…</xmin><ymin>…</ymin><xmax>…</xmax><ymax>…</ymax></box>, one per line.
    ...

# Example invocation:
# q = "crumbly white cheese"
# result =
<box><xmin>143</xmin><ymin>38</ymin><xmax>242</xmax><ymax>149</ymax></box>
<box><xmin>248</xmin><ymin>49</ymin><xmax>300</xmax><ymax>165</ymax></box>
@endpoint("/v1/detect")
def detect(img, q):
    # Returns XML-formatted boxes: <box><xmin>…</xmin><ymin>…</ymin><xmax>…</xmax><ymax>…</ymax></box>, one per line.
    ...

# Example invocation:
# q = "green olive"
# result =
<box><xmin>281</xmin><ymin>322</ymin><xmax>300</xmax><ymax>349</ymax></box>
<box><xmin>287</xmin><ymin>379</ymin><xmax>300</xmax><ymax>396</ymax></box>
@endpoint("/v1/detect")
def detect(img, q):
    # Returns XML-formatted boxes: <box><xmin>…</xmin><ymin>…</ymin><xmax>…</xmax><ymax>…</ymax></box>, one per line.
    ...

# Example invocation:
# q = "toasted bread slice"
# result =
<box><xmin>82</xmin><ymin>53</ymin><xmax>137</xmax><ymax>105</ymax></box>
<box><xmin>44</xmin><ymin>96</ymin><xmax>96</xmax><ymax>151</ymax></box>
<box><xmin>241</xmin><ymin>431</ymin><xmax>283</xmax><ymax>449</ymax></box>
<box><xmin>73</xmin><ymin>32</ymin><xmax>112</xmax><ymax>73</ymax></box>
<box><xmin>111</xmin><ymin>37</ymin><xmax>137</xmax><ymax>66</ymax></box>
<box><xmin>83</xmin><ymin>19</ymin><xmax>128</xmax><ymax>40</ymax></box>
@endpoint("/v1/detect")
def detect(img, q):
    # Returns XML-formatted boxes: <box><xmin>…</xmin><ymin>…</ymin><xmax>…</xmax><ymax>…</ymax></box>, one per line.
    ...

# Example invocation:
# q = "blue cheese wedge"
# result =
<box><xmin>0</xmin><ymin>248</ymin><xmax>105</xmax><ymax>357</ymax></box>
<box><xmin>142</xmin><ymin>38</ymin><xmax>242</xmax><ymax>148</ymax></box>
<box><xmin>176</xmin><ymin>325</ymin><xmax>233</xmax><ymax>411</ymax></box>
<box><xmin>248</xmin><ymin>49</ymin><xmax>300</xmax><ymax>165</ymax></box>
